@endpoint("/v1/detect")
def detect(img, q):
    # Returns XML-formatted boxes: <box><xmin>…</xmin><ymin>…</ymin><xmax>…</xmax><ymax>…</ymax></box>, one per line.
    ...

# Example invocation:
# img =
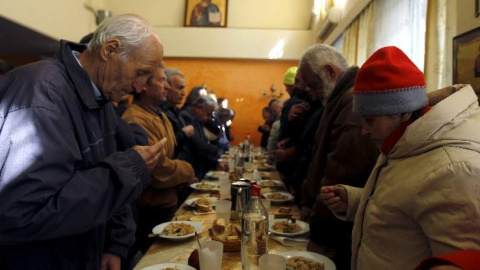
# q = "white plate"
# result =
<box><xmin>263</xmin><ymin>192</ymin><xmax>293</xmax><ymax>203</ymax></box>
<box><xmin>152</xmin><ymin>221</ymin><xmax>202</xmax><ymax>241</ymax></box>
<box><xmin>280</xmin><ymin>251</ymin><xmax>336</xmax><ymax>270</ymax></box>
<box><xmin>205</xmin><ymin>171</ymin><xmax>224</xmax><ymax>179</ymax></box>
<box><xmin>184</xmin><ymin>197</ymin><xmax>218</xmax><ymax>208</ymax></box>
<box><xmin>141</xmin><ymin>263</ymin><xmax>196</xmax><ymax>270</ymax></box>
<box><xmin>258</xmin><ymin>179</ymin><xmax>284</xmax><ymax>187</ymax></box>
<box><xmin>190</xmin><ymin>182</ymin><xmax>219</xmax><ymax>192</ymax></box>
<box><xmin>269</xmin><ymin>218</ymin><xmax>310</xmax><ymax>236</ymax></box>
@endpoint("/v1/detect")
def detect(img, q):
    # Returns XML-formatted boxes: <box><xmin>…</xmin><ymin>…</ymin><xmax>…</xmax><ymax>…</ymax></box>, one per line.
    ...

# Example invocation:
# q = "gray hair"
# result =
<box><xmin>165</xmin><ymin>68</ymin><xmax>184</xmax><ymax>85</ymax></box>
<box><xmin>192</xmin><ymin>95</ymin><xmax>218</xmax><ymax>110</ymax></box>
<box><xmin>300</xmin><ymin>44</ymin><xmax>348</xmax><ymax>74</ymax></box>
<box><xmin>87</xmin><ymin>14</ymin><xmax>159</xmax><ymax>61</ymax></box>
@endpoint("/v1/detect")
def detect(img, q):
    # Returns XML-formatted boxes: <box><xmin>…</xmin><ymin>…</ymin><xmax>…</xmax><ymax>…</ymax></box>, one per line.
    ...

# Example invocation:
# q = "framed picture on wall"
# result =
<box><xmin>453</xmin><ymin>26</ymin><xmax>480</xmax><ymax>92</ymax></box>
<box><xmin>184</xmin><ymin>0</ymin><xmax>228</xmax><ymax>27</ymax></box>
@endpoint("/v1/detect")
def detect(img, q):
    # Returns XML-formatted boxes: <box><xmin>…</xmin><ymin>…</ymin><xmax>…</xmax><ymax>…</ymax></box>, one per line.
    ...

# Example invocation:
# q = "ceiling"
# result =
<box><xmin>0</xmin><ymin>16</ymin><xmax>59</xmax><ymax>58</ymax></box>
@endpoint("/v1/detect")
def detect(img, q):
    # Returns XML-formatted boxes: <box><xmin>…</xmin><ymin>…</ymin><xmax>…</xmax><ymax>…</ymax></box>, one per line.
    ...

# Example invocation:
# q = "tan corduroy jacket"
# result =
<box><xmin>339</xmin><ymin>85</ymin><xmax>480</xmax><ymax>269</ymax></box>
<box><xmin>122</xmin><ymin>103</ymin><xmax>194</xmax><ymax>208</ymax></box>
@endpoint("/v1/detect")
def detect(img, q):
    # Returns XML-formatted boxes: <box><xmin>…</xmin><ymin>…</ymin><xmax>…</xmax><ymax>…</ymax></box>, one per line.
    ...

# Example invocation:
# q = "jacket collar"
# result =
<box><xmin>56</xmin><ymin>40</ymin><xmax>102</xmax><ymax>109</ymax></box>
<box><xmin>380</xmin><ymin>106</ymin><xmax>431</xmax><ymax>155</ymax></box>
<box><xmin>327</xmin><ymin>66</ymin><xmax>359</xmax><ymax>103</ymax></box>
<box><xmin>160</xmin><ymin>101</ymin><xmax>179</xmax><ymax>112</ymax></box>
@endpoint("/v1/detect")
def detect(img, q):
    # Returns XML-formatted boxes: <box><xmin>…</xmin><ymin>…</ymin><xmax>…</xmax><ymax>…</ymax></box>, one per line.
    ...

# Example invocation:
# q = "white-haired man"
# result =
<box><xmin>296</xmin><ymin>44</ymin><xmax>378</xmax><ymax>270</ymax></box>
<box><xmin>0</xmin><ymin>14</ymin><xmax>165</xmax><ymax>270</ymax></box>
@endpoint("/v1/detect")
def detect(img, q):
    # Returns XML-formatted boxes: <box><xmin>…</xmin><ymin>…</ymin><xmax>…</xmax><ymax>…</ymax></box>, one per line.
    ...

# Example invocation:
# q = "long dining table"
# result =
<box><xmin>133</xmin><ymin>170</ymin><xmax>308</xmax><ymax>270</ymax></box>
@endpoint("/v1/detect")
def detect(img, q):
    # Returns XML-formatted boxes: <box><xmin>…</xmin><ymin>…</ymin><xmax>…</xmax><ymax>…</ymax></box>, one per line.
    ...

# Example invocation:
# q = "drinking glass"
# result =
<box><xmin>199</xmin><ymin>240</ymin><xmax>223</xmax><ymax>270</ymax></box>
<box><xmin>215</xmin><ymin>200</ymin><xmax>232</xmax><ymax>221</ymax></box>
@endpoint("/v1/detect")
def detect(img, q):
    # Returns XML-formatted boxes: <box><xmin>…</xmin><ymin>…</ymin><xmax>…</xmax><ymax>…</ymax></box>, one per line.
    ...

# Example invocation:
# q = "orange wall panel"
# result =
<box><xmin>164</xmin><ymin>58</ymin><xmax>298</xmax><ymax>146</ymax></box>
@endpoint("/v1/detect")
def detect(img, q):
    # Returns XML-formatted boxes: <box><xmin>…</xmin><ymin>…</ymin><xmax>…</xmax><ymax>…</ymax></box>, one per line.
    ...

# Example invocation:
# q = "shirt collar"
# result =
<box><xmin>72</xmin><ymin>50</ymin><xmax>103</xmax><ymax>100</ymax></box>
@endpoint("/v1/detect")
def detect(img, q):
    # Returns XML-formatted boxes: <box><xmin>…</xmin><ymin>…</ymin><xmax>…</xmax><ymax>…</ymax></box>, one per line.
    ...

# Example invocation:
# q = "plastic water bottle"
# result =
<box><xmin>241</xmin><ymin>185</ymin><xmax>268</xmax><ymax>269</ymax></box>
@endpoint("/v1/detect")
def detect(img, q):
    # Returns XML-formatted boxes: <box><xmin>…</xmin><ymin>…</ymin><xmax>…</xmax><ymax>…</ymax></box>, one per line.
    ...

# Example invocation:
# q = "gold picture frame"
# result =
<box><xmin>184</xmin><ymin>0</ymin><xmax>228</xmax><ymax>27</ymax></box>
<box><xmin>453</xmin><ymin>26</ymin><xmax>480</xmax><ymax>92</ymax></box>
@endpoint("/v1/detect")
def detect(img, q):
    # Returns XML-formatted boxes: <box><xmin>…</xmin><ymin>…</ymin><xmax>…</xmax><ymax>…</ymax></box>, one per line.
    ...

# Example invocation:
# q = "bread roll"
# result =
<box><xmin>213</xmin><ymin>218</ymin><xmax>226</xmax><ymax>233</ymax></box>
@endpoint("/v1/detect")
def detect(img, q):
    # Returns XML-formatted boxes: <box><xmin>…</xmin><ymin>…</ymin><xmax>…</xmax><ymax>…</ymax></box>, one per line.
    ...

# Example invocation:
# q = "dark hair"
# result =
<box><xmin>183</xmin><ymin>86</ymin><xmax>206</xmax><ymax>109</ymax></box>
<box><xmin>262</xmin><ymin>107</ymin><xmax>272</xmax><ymax>114</ymax></box>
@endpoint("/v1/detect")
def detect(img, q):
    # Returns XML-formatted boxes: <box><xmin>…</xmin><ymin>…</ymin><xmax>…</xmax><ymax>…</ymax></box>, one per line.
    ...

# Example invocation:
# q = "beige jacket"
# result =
<box><xmin>342</xmin><ymin>85</ymin><xmax>480</xmax><ymax>269</ymax></box>
<box><xmin>122</xmin><ymin>103</ymin><xmax>194</xmax><ymax>208</ymax></box>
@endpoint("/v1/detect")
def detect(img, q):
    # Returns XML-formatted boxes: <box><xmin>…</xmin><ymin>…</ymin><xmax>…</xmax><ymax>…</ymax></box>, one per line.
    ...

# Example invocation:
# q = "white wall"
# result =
<box><xmin>105</xmin><ymin>0</ymin><xmax>313</xmax><ymax>30</ymax></box>
<box><xmin>0</xmin><ymin>0</ymin><xmax>314</xmax><ymax>59</ymax></box>
<box><xmin>0</xmin><ymin>0</ymin><xmax>96</xmax><ymax>42</ymax></box>
<box><xmin>155</xmin><ymin>27</ymin><xmax>312</xmax><ymax>59</ymax></box>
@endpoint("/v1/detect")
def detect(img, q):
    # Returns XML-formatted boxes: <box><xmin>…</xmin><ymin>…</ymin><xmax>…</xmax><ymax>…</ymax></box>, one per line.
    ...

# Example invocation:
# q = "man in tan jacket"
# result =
<box><xmin>321</xmin><ymin>46</ymin><xmax>480</xmax><ymax>269</ymax></box>
<box><xmin>122</xmin><ymin>65</ymin><xmax>196</xmax><ymax>253</ymax></box>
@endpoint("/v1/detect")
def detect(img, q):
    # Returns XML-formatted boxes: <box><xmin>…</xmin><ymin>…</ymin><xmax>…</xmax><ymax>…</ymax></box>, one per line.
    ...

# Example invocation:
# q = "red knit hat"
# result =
<box><xmin>353</xmin><ymin>46</ymin><xmax>427</xmax><ymax>115</ymax></box>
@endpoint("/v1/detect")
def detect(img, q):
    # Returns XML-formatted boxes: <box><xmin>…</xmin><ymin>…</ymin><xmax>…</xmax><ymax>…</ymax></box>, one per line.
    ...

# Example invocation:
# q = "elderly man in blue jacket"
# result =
<box><xmin>0</xmin><ymin>14</ymin><xmax>166</xmax><ymax>270</ymax></box>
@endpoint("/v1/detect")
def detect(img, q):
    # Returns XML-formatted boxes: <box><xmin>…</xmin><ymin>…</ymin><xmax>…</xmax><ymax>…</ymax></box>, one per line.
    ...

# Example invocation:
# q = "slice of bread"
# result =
<box><xmin>196</xmin><ymin>203</ymin><xmax>211</xmax><ymax>213</ymax></box>
<box><xmin>213</xmin><ymin>218</ymin><xmax>226</xmax><ymax>234</ymax></box>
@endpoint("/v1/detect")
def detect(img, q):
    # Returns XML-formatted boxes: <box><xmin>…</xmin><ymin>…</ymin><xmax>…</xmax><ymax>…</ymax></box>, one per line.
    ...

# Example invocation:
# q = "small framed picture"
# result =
<box><xmin>184</xmin><ymin>0</ymin><xmax>228</xmax><ymax>27</ymax></box>
<box><xmin>453</xmin><ymin>26</ymin><xmax>480</xmax><ymax>92</ymax></box>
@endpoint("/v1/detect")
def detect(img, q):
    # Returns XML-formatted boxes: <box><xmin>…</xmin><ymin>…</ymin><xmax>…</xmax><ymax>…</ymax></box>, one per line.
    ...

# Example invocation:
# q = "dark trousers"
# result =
<box><xmin>309</xmin><ymin>213</ymin><xmax>353</xmax><ymax>270</ymax></box>
<box><xmin>136</xmin><ymin>205</ymin><xmax>177</xmax><ymax>254</ymax></box>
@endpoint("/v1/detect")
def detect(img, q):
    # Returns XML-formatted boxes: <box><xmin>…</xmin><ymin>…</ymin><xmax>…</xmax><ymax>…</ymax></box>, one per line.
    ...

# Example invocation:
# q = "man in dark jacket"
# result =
<box><xmin>0</xmin><ymin>14</ymin><xmax>166</xmax><ymax>270</ymax></box>
<box><xmin>180</xmin><ymin>95</ymin><xmax>223</xmax><ymax>179</ymax></box>
<box><xmin>299</xmin><ymin>44</ymin><xmax>379</xmax><ymax>270</ymax></box>
<box><xmin>162</xmin><ymin>67</ymin><xmax>195</xmax><ymax>157</ymax></box>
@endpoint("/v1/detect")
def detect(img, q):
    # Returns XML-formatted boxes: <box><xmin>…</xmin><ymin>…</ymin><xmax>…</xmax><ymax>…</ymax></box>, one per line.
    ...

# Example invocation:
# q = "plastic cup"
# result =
<box><xmin>259</xmin><ymin>254</ymin><xmax>286</xmax><ymax>269</ymax></box>
<box><xmin>219</xmin><ymin>172</ymin><xmax>231</xmax><ymax>199</ymax></box>
<box><xmin>215</xmin><ymin>200</ymin><xmax>232</xmax><ymax>221</ymax></box>
<box><xmin>199</xmin><ymin>240</ymin><xmax>223</xmax><ymax>270</ymax></box>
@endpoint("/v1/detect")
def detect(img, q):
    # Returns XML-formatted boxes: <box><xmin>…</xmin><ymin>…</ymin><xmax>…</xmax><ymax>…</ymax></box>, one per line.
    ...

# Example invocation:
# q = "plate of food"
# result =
<box><xmin>141</xmin><ymin>263</ymin><xmax>196</xmax><ymax>270</ymax></box>
<box><xmin>260</xmin><ymin>172</ymin><xmax>272</xmax><ymax>179</ymax></box>
<box><xmin>185</xmin><ymin>197</ymin><xmax>218</xmax><ymax>214</ymax></box>
<box><xmin>256</xmin><ymin>163</ymin><xmax>274</xmax><ymax>171</ymax></box>
<box><xmin>190</xmin><ymin>182</ymin><xmax>219</xmax><ymax>192</ymax></box>
<box><xmin>152</xmin><ymin>221</ymin><xmax>202</xmax><ymax>241</ymax></box>
<box><xmin>263</xmin><ymin>192</ymin><xmax>293</xmax><ymax>203</ymax></box>
<box><xmin>269</xmin><ymin>218</ymin><xmax>310</xmax><ymax>236</ymax></box>
<box><xmin>185</xmin><ymin>197</ymin><xmax>217</xmax><ymax>208</ymax></box>
<box><xmin>205</xmin><ymin>171</ymin><xmax>225</xmax><ymax>179</ymax></box>
<box><xmin>258</xmin><ymin>179</ymin><xmax>284</xmax><ymax>187</ymax></box>
<box><xmin>280</xmin><ymin>251</ymin><xmax>336</xmax><ymax>270</ymax></box>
